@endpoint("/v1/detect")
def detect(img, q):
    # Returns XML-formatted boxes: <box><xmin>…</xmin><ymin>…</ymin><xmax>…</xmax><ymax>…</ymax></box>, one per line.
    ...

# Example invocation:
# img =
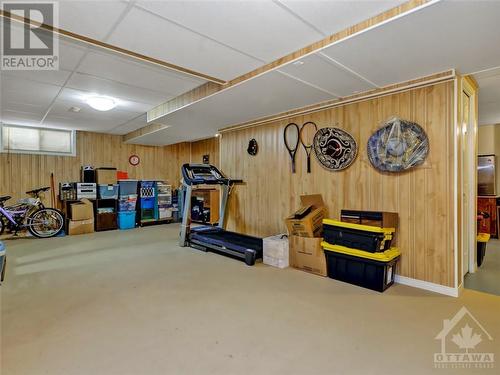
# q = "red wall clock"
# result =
<box><xmin>129</xmin><ymin>154</ymin><xmax>140</xmax><ymax>166</ymax></box>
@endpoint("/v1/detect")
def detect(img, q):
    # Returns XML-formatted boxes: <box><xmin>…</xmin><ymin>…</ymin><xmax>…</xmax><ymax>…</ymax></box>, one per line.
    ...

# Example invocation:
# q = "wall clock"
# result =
<box><xmin>129</xmin><ymin>154</ymin><xmax>140</xmax><ymax>166</ymax></box>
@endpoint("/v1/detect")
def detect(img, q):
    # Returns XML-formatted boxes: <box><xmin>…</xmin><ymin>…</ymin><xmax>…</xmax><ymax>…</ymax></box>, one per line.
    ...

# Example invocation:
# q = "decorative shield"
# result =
<box><xmin>367</xmin><ymin>117</ymin><xmax>429</xmax><ymax>172</ymax></box>
<box><xmin>313</xmin><ymin>127</ymin><xmax>357</xmax><ymax>171</ymax></box>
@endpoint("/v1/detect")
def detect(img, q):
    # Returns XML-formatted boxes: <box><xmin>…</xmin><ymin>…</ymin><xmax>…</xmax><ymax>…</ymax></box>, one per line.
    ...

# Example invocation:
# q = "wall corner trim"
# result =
<box><xmin>395</xmin><ymin>275</ymin><xmax>459</xmax><ymax>297</ymax></box>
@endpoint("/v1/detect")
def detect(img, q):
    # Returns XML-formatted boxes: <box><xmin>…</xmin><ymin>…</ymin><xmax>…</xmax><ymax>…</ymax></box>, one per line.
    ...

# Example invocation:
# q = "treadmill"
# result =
<box><xmin>179</xmin><ymin>163</ymin><xmax>263</xmax><ymax>266</ymax></box>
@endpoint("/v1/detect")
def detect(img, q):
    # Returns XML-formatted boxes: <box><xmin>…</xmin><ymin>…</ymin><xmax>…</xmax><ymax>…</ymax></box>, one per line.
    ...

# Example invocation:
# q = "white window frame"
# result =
<box><xmin>0</xmin><ymin>123</ymin><xmax>76</xmax><ymax>157</ymax></box>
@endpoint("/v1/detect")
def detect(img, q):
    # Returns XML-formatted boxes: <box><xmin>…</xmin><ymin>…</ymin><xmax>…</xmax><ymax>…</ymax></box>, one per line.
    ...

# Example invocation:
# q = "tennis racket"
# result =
<box><xmin>300</xmin><ymin>121</ymin><xmax>318</xmax><ymax>173</ymax></box>
<box><xmin>284</xmin><ymin>122</ymin><xmax>300</xmax><ymax>173</ymax></box>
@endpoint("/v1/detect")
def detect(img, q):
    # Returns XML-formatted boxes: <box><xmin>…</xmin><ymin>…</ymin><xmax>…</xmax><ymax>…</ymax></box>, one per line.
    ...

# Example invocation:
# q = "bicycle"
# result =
<box><xmin>0</xmin><ymin>187</ymin><xmax>65</xmax><ymax>238</ymax></box>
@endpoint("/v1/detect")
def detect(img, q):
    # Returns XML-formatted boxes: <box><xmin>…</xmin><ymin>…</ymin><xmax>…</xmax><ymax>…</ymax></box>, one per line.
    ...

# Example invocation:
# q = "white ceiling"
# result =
<box><xmin>474</xmin><ymin>67</ymin><xmax>500</xmax><ymax>126</ymax></box>
<box><xmin>134</xmin><ymin>70</ymin><xmax>335</xmax><ymax>145</ymax></box>
<box><xmin>3</xmin><ymin>0</ymin><xmax>500</xmax><ymax>143</ymax></box>
<box><xmin>136</xmin><ymin>0</ymin><xmax>500</xmax><ymax>145</ymax></box>
<box><xmin>0</xmin><ymin>30</ymin><xmax>205</xmax><ymax>134</ymax></box>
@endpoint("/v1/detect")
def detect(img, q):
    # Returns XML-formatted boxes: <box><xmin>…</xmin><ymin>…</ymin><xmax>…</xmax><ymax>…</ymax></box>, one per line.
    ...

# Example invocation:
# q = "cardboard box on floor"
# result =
<box><xmin>289</xmin><ymin>235</ymin><xmax>327</xmax><ymax>277</ymax></box>
<box><xmin>285</xmin><ymin>194</ymin><xmax>326</xmax><ymax>237</ymax></box>
<box><xmin>68</xmin><ymin>218</ymin><xmax>94</xmax><ymax>235</ymax></box>
<box><xmin>69</xmin><ymin>199</ymin><xmax>94</xmax><ymax>221</ymax></box>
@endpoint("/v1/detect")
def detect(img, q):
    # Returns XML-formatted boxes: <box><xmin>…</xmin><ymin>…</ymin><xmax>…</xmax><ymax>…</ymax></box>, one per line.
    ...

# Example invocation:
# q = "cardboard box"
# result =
<box><xmin>68</xmin><ymin>218</ymin><xmax>94</xmax><ymax>235</ymax></box>
<box><xmin>96</xmin><ymin>168</ymin><xmax>117</xmax><ymax>185</ymax></box>
<box><xmin>69</xmin><ymin>199</ymin><xmax>94</xmax><ymax>221</ymax></box>
<box><xmin>285</xmin><ymin>194</ymin><xmax>326</xmax><ymax>237</ymax></box>
<box><xmin>289</xmin><ymin>235</ymin><xmax>327</xmax><ymax>276</ymax></box>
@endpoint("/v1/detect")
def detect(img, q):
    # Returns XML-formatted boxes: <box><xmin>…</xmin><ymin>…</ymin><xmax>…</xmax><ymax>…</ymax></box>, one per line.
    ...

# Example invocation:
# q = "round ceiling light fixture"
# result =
<box><xmin>87</xmin><ymin>96</ymin><xmax>117</xmax><ymax>111</ymax></box>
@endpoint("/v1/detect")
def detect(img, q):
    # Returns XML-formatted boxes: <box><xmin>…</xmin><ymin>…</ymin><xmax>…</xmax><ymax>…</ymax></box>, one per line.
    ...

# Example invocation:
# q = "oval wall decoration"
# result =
<box><xmin>313</xmin><ymin>127</ymin><xmax>357</xmax><ymax>171</ymax></box>
<box><xmin>367</xmin><ymin>117</ymin><xmax>429</xmax><ymax>172</ymax></box>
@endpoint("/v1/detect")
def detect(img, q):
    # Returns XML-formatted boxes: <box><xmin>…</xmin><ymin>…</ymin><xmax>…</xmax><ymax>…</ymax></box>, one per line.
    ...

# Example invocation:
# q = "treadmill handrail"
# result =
<box><xmin>181</xmin><ymin>163</ymin><xmax>230</xmax><ymax>186</ymax></box>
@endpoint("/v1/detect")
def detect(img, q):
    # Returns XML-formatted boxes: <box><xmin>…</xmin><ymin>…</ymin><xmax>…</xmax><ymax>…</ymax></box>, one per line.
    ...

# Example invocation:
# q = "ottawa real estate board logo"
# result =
<box><xmin>1</xmin><ymin>1</ymin><xmax>59</xmax><ymax>70</ymax></box>
<box><xmin>434</xmin><ymin>306</ymin><xmax>495</xmax><ymax>369</ymax></box>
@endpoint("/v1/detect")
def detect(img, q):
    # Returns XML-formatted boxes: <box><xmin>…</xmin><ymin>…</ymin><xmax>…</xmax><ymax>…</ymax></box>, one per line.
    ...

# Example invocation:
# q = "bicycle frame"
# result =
<box><xmin>0</xmin><ymin>199</ymin><xmax>41</xmax><ymax>228</ymax></box>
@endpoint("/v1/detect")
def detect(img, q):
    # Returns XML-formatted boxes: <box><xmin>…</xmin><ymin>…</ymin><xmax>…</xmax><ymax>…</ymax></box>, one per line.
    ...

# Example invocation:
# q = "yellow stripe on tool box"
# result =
<box><xmin>321</xmin><ymin>242</ymin><xmax>401</xmax><ymax>292</ymax></box>
<box><xmin>322</xmin><ymin>219</ymin><xmax>395</xmax><ymax>253</ymax></box>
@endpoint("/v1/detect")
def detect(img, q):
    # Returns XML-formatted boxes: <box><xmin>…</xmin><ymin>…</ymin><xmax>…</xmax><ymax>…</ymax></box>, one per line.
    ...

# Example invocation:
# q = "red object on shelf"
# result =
<box><xmin>117</xmin><ymin>171</ymin><xmax>129</xmax><ymax>180</ymax></box>
<box><xmin>477</xmin><ymin>197</ymin><xmax>497</xmax><ymax>238</ymax></box>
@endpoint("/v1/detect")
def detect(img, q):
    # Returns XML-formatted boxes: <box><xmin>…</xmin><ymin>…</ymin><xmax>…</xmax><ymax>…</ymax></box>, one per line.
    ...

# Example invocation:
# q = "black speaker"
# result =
<box><xmin>81</xmin><ymin>166</ymin><xmax>96</xmax><ymax>183</ymax></box>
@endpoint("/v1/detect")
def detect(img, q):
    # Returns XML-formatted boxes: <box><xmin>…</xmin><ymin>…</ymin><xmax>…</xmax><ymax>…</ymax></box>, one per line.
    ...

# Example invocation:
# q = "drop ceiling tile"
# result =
<box><xmin>58</xmin><ymin>37</ymin><xmax>89</xmax><ymax>70</ymax></box>
<box><xmin>108</xmin><ymin>114</ymin><xmax>148</xmax><ymax>135</ymax></box>
<box><xmin>0</xmin><ymin>69</ymin><xmax>72</xmax><ymax>86</ymax></box>
<box><xmin>136</xmin><ymin>0</ymin><xmax>323</xmax><ymax>62</ymax></box>
<box><xmin>1</xmin><ymin>76</ymin><xmax>61</xmax><ymax>107</ymax></box>
<box><xmin>0</xmin><ymin>110</ymin><xmax>43</xmax><ymax>126</ymax></box>
<box><xmin>107</xmin><ymin>6</ymin><xmax>262</xmax><ymax>80</ymax></box>
<box><xmin>64</xmin><ymin>73</ymin><xmax>170</xmax><ymax>110</ymax></box>
<box><xmin>43</xmin><ymin>113</ymin><xmax>121</xmax><ymax>132</ymax></box>
<box><xmin>279</xmin><ymin>53</ymin><xmax>376</xmax><ymax>97</ymax></box>
<box><xmin>147</xmin><ymin>71</ymin><xmax>335</xmax><ymax>144</ymax></box>
<box><xmin>321</xmin><ymin>1</ymin><xmax>500</xmax><ymax>86</ymax></box>
<box><xmin>279</xmin><ymin>0</ymin><xmax>406</xmax><ymax>36</ymax></box>
<box><xmin>77</xmin><ymin>49</ymin><xmax>204</xmax><ymax>97</ymax></box>
<box><xmin>58</xmin><ymin>1</ymin><xmax>128</xmax><ymax>40</ymax></box>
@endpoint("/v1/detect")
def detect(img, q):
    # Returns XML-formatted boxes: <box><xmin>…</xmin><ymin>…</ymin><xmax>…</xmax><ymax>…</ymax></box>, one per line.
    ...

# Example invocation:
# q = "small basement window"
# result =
<box><xmin>0</xmin><ymin>124</ymin><xmax>76</xmax><ymax>156</ymax></box>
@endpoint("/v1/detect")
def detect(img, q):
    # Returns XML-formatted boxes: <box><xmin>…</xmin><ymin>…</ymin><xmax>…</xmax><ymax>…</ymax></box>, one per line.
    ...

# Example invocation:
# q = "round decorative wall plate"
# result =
<box><xmin>367</xmin><ymin>117</ymin><xmax>429</xmax><ymax>172</ymax></box>
<box><xmin>129</xmin><ymin>154</ymin><xmax>140</xmax><ymax>166</ymax></box>
<box><xmin>247</xmin><ymin>138</ymin><xmax>258</xmax><ymax>156</ymax></box>
<box><xmin>313</xmin><ymin>127</ymin><xmax>357</xmax><ymax>171</ymax></box>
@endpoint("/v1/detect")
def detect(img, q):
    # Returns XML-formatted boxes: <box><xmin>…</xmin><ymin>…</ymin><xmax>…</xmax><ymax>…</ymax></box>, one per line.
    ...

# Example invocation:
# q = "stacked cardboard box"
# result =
<box><xmin>284</xmin><ymin>194</ymin><xmax>327</xmax><ymax>277</ymax></box>
<box><xmin>68</xmin><ymin>199</ymin><xmax>94</xmax><ymax>235</ymax></box>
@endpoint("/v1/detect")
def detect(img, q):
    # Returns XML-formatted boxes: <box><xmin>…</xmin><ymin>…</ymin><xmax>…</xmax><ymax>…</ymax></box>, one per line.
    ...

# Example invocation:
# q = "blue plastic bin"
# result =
<box><xmin>118</xmin><ymin>211</ymin><xmax>136</xmax><ymax>230</ymax></box>
<box><xmin>119</xmin><ymin>195</ymin><xmax>138</xmax><ymax>211</ymax></box>
<box><xmin>0</xmin><ymin>241</ymin><xmax>6</xmax><ymax>283</ymax></box>
<box><xmin>119</xmin><ymin>180</ymin><xmax>138</xmax><ymax>197</ymax></box>
<box><xmin>98</xmin><ymin>184</ymin><xmax>119</xmax><ymax>199</ymax></box>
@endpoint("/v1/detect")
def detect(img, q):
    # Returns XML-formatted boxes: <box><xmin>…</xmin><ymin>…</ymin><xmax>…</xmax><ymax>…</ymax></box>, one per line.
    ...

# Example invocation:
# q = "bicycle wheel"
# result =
<box><xmin>27</xmin><ymin>208</ymin><xmax>64</xmax><ymax>238</ymax></box>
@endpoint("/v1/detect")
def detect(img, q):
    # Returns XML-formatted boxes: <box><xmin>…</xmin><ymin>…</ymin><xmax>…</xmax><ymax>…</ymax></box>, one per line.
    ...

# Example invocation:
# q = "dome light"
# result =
<box><xmin>87</xmin><ymin>96</ymin><xmax>117</xmax><ymax>111</ymax></box>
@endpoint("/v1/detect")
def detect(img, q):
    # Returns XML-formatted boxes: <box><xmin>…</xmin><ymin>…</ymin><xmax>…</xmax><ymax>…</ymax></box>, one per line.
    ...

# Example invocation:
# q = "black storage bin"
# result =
<box><xmin>477</xmin><ymin>233</ymin><xmax>490</xmax><ymax>267</ymax></box>
<box><xmin>323</xmin><ymin>219</ymin><xmax>394</xmax><ymax>253</ymax></box>
<box><xmin>322</xmin><ymin>242</ymin><xmax>400</xmax><ymax>292</ymax></box>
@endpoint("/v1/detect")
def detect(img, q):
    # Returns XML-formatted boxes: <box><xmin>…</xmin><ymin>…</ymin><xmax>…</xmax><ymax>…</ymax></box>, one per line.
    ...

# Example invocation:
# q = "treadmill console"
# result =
<box><xmin>181</xmin><ymin>163</ymin><xmax>230</xmax><ymax>185</ymax></box>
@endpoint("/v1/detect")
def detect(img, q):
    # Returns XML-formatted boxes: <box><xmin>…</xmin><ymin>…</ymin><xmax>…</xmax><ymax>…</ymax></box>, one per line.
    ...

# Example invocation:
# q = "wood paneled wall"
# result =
<box><xmin>220</xmin><ymin>81</ymin><xmax>455</xmax><ymax>287</ymax></box>
<box><xmin>190</xmin><ymin>137</ymin><xmax>220</xmax><ymax>166</ymax></box>
<box><xmin>0</xmin><ymin>131</ymin><xmax>191</xmax><ymax>204</ymax></box>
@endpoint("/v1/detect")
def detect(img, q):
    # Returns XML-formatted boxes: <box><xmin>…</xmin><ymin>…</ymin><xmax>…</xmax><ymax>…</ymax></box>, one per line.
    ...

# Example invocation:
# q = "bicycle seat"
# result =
<box><xmin>0</xmin><ymin>195</ymin><xmax>11</xmax><ymax>204</ymax></box>
<box><xmin>26</xmin><ymin>187</ymin><xmax>50</xmax><ymax>195</ymax></box>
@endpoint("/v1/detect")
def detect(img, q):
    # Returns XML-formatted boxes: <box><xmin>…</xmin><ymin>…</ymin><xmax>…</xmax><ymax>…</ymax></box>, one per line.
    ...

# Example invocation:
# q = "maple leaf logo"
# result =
<box><xmin>451</xmin><ymin>324</ymin><xmax>483</xmax><ymax>353</ymax></box>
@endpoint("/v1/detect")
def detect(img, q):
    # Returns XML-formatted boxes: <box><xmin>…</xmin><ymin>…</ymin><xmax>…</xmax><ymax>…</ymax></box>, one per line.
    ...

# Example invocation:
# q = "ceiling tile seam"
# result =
<box><xmin>41</xmin><ymin>2</ymin><xmax>138</xmax><ymax>128</ymax></box>
<box><xmin>318</xmin><ymin>52</ymin><xmax>380</xmax><ymax>88</ymax></box>
<box><xmin>272</xmin><ymin>0</ymin><xmax>326</xmax><ymax>37</ymax></box>
<box><xmin>470</xmin><ymin>64</ymin><xmax>500</xmax><ymax>77</ymax></box>
<box><xmin>132</xmin><ymin>3</ymin><xmax>266</xmax><ymax>64</ymax></box>
<box><xmin>39</xmin><ymin>48</ymin><xmax>91</xmax><ymax>126</ymax></box>
<box><xmin>276</xmin><ymin>70</ymin><xmax>340</xmax><ymax>97</ymax></box>
<box><xmin>102</xmin><ymin>0</ymin><xmax>136</xmax><ymax>42</ymax></box>
<box><xmin>1</xmin><ymin>69</ymin><xmax>73</xmax><ymax>87</ymax></box>
<box><xmin>66</xmin><ymin>70</ymin><xmax>179</xmax><ymax>101</ymax></box>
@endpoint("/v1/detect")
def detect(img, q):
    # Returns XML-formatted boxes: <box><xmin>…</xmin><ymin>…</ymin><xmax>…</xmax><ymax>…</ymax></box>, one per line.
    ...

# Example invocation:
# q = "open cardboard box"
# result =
<box><xmin>285</xmin><ymin>194</ymin><xmax>326</xmax><ymax>237</ymax></box>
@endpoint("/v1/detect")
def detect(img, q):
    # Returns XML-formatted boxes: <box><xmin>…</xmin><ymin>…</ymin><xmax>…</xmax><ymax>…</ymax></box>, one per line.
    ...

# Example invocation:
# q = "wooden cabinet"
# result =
<box><xmin>477</xmin><ymin>197</ymin><xmax>497</xmax><ymax>237</ymax></box>
<box><xmin>191</xmin><ymin>188</ymin><xmax>219</xmax><ymax>225</ymax></box>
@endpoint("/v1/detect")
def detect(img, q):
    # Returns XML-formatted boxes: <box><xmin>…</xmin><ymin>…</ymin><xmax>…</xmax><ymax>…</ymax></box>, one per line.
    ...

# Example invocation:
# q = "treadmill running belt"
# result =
<box><xmin>191</xmin><ymin>228</ymin><xmax>263</xmax><ymax>254</ymax></box>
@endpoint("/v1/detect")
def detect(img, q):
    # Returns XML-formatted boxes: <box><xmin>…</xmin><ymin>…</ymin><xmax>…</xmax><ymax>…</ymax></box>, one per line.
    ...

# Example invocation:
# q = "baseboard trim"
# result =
<box><xmin>395</xmin><ymin>275</ymin><xmax>459</xmax><ymax>297</ymax></box>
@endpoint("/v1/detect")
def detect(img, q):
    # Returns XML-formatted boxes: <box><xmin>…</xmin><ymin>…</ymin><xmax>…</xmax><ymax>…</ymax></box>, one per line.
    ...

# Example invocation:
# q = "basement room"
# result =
<box><xmin>1</xmin><ymin>1</ymin><xmax>499</xmax><ymax>374</ymax></box>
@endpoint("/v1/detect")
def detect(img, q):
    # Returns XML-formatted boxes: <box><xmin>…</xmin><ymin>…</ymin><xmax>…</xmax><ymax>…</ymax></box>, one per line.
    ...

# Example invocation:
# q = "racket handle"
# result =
<box><xmin>307</xmin><ymin>157</ymin><xmax>311</xmax><ymax>173</ymax></box>
<box><xmin>292</xmin><ymin>161</ymin><xmax>296</xmax><ymax>173</ymax></box>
